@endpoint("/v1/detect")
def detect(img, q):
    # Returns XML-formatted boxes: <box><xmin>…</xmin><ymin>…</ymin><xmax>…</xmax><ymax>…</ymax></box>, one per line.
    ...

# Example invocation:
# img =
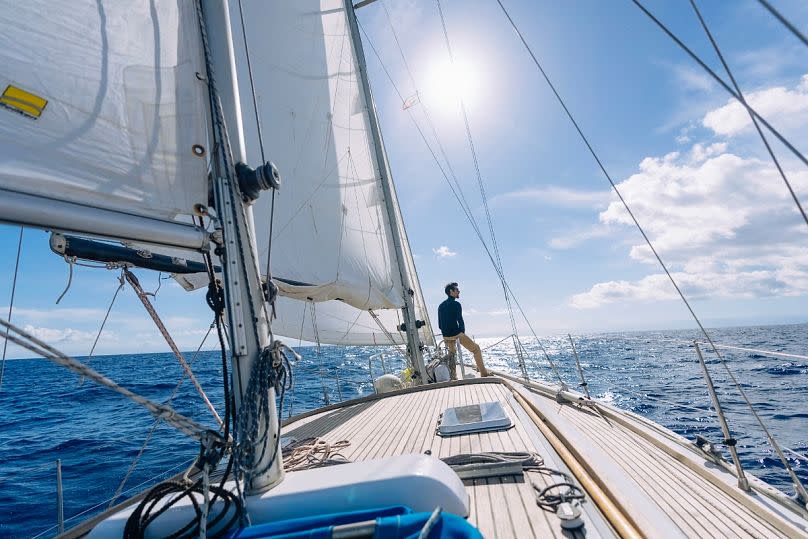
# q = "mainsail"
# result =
<box><xmin>231</xmin><ymin>0</ymin><xmax>434</xmax><ymax>346</ymax></box>
<box><xmin>0</xmin><ymin>1</ymin><xmax>211</xmax><ymax>248</ymax></box>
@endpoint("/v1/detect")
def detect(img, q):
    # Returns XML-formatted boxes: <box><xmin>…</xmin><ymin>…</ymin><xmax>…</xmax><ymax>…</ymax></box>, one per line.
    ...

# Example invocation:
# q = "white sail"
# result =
<box><xmin>0</xmin><ymin>1</ymin><xmax>210</xmax><ymax>228</ymax></box>
<box><xmin>231</xmin><ymin>0</ymin><xmax>434</xmax><ymax>345</ymax></box>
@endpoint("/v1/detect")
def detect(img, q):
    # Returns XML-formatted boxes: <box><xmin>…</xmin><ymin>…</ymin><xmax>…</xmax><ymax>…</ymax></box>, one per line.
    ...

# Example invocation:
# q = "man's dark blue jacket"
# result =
<box><xmin>438</xmin><ymin>297</ymin><xmax>465</xmax><ymax>338</ymax></box>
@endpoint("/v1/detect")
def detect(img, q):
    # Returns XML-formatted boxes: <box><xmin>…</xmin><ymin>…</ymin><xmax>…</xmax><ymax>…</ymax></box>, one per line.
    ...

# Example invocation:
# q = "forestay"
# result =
<box><xmin>232</xmin><ymin>0</ymin><xmax>433</xmax><ymax>346</ymax></box>
<box><xmin>0</xmin><ymin>1</ymin><xmax>210</xmax><ymax>224</ymax></box>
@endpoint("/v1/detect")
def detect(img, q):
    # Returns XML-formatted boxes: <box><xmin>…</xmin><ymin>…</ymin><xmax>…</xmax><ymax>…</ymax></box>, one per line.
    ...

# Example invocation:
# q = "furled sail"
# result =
<box><xmin>231</xmin><ymin>0</ymin><xmax>434</xmax><ymax>346</ymax></box>
<box><xmin>0</xmin><ymin>1</ymin><xmax>210</xmax><ymax>246</ymax></box>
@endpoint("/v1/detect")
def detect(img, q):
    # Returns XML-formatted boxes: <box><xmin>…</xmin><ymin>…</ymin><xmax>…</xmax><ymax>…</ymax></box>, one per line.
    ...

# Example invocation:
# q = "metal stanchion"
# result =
<box><xmin>694</xmin><ymin>342</ymin><xmax>750</xmax><ymax>491</ymax></box>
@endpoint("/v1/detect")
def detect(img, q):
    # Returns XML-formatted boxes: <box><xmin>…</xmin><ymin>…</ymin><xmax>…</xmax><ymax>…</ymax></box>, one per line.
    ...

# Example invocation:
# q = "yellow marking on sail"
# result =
<box><xmin>0</xmin><ymin>85</ymin><xmax>47</xmax><ymax>119</ymax></box>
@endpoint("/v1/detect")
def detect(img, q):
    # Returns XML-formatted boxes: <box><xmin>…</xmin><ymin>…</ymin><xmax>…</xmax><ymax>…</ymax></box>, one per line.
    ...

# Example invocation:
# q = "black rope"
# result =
<box><xmin>756</xmin><ymin>0</ymin><xmax>808</xmax><ymax>49</ymax></box>
<box><xmin>688</xmin><ymin>0</ymin><xmax>808</xmax><ymax>229</ymax></box>
<box><xmin>235</xmin><ymin>342</ymin><xmax>294</xmax><ymax>477</ymax></box>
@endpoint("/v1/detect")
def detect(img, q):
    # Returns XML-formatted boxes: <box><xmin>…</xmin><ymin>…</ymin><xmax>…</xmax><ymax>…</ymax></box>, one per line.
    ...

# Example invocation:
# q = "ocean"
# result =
<box><xmin>1</xmin><ymin>324</ymin><xmax>806</xmax><ymax>537</ymax></box>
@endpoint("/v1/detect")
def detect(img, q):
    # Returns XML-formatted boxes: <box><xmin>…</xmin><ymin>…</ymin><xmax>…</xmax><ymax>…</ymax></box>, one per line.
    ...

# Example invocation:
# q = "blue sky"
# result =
<box><xmin>2</xmin><ymin>0</ymin><xmax>808</xmax><ymax>357</ymax></box>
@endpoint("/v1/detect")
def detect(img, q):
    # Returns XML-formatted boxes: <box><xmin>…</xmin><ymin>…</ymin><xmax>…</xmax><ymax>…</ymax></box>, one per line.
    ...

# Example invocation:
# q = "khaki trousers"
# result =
<box><xmin>445</xmin><ymin>333</ymin><xmax>488</xmax><ymax>377</ymax></box>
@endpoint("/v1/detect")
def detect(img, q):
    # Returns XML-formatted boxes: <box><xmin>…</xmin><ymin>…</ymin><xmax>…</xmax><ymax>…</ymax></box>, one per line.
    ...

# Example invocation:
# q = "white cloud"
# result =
<box><xmin>433</xmin><ymin>245</ymin><xmax>457</xmax><ymax>258</ymax></box>
<box><xmin>549</xmin><ymin>225</ymin><xmax>612</xmax><ymax>250</ymax></box>
<box><xmin>570</xmin><ymin>76</ymin><xmax>808</xmax><ymax>309</ymax></box>
<box><xmin>690</xmin><ymin>142</ymin><xmax>727</xmax><ymax>162</ymax></box>
<box><xmin>491</xmin><ymin>186</ymin><xmax>613</xmax><ymax>209</ymax></box>
<box><xmin>21</xmin><ymin>324</ymin><xmax>104</xmax><ymax>345</ymax></box>
<box><xmin>703</xmin><ymin>74</ymin><xmax>808</xmax><ymax>136</ymax></box>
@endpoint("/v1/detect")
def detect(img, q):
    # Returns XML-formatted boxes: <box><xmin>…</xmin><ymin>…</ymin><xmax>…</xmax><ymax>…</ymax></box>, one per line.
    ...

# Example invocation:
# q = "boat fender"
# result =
<box><xmin>374</xmin><ymin>373</ymin><xmax>403</xmax><ymax>394</ymax></box>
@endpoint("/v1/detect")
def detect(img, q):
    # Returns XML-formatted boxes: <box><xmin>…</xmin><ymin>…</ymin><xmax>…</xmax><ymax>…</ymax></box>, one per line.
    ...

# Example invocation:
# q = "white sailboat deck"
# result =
<box><xmin>282</xmin><ymin>378</ymin><xmax>808</xmax><ymax>539</ymax></box>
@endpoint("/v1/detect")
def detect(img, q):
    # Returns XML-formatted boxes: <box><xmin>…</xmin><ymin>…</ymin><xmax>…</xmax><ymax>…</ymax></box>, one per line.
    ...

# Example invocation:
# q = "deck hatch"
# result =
<box><xmin>438</xmin><ymin>401</ymin><xmax>512</xmax><ymax>436</ymax></box>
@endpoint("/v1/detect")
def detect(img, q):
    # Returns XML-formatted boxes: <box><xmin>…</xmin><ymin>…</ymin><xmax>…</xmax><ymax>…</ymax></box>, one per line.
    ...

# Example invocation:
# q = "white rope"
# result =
<box><xmin>615</xmin><ymin>334</ymin><xmax>808</xmax><ymax>362</ymax></box>
<box><xmin>283</xmin><ymin>438</ymin><xmax>350</xmax><ymax>471</ymax></box>
<box><xmin>0</xmin><ymin>318</ymin><xmax>209</xmax><ymax>440</ymax></box>
<box><xmin>695</xmin><ymin>340</ymin><xmax>808</xmax><ymax>362</ymax></box>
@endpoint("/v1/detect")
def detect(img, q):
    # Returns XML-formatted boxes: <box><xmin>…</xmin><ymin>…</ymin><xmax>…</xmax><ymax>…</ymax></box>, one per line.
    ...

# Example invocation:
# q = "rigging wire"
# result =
<box><xmin>0</xmin><ymin>226</ymin><xmax>23</xmax><ymax>390</ymax></box>
<box><xmin>629</xmin><ymin>0</ymin><xmax>808</xmax><ymax>173</ymax></box>
<box><xmin>756</xmin><ymin>0</ymin><xmax>808</xmax><ymax>49</ymax></box>
<box><xmin>236</xmin><ymin>0</ymin><xmax>279</xmax><ymax>303</ymax></box>
<box><xmin>75</xmin><ymin>271</ymin><xmax>127</xmax><ymax>386</ymax></box>
<box><xmin>689</xmin><ymin>0</ymin><xmax>808</xmax><ymax>229</ymax></box>
<box><xmin>88</xmin><ymin>273</ymin><xmax>125</xmax><ymax>358</ymax></box>
<box><xmin>435</xmin><ymin>0</ymin><xmax>528</xmax><ymax>380</ymax></box>
<box><xmin>495</xmin><ymin>0</ymin><xmax>808</xmax><ymax>503</ymax></box>
<box><xmin>357</xmin><ymin>20</ymin><xmax>566</xmax><ymax>386</ymax></box>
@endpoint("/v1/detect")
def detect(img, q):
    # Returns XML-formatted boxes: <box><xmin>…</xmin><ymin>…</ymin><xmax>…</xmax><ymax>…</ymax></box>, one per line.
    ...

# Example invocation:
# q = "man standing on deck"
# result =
<box><xmin>438</xmin><ymin>282</ymin><xmax>489</xmax><ymax>377</ymax></box>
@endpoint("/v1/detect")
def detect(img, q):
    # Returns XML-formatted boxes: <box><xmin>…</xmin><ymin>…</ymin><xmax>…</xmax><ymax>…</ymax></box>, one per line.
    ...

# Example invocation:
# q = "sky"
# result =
<box><xmin>2</xmin><ymin>0</ymin><xmax>808</xmax><ymax>358</ymax></box>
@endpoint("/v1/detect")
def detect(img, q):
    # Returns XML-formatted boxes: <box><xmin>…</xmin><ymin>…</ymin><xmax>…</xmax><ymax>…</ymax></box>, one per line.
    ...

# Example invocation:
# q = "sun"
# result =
<box><xmin>423</xmin><ymin>57</ymin><xmax>478</xmax><ymax>112</ymax></box>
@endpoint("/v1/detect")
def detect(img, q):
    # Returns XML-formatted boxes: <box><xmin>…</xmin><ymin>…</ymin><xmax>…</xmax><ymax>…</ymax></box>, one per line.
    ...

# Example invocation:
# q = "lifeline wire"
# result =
<box><xmin>689</xmin><ymin>0</ymin><xmax>808</xmax><ymax>229</ymax></box>
<box><xmin>496</xmin><ymin>0</ymin><xmax>808</xmax><ymax>503</ymax></box>
<box><xmin>357</xmin><ymin>20</ymin><xmax>566</xmax><ymax>386</ymax></box>
<box><xmin>0</xmin><ymin>226</ymin><xmax>23</xmax><ymax>390</ymax></box>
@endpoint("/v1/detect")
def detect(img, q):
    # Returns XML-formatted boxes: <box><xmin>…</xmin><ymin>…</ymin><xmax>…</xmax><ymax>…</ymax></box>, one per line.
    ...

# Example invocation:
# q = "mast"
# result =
<box><xmin>201</xmin><ymin>0</ymin><xmax>283</xmax><ymax>493</ymax></box>
<box><xmin>345</xmin><ymin>0</ymin><xmax>427</xmax><ymax>383</ymax></box>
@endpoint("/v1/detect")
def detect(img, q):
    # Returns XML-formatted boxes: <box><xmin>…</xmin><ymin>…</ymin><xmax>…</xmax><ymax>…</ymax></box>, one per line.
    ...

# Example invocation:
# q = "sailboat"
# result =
<box><xmin>1</xmin><ymin>0</ymin><xmax>807</xmax><ymax>537</ymax></box>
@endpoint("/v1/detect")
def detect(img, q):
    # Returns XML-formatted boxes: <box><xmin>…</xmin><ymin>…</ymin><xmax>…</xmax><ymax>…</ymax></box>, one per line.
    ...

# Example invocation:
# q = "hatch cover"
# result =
<box><xmin>438</xmin><ymin>401</ymin><xmax>512</xmax><ymax>436</ymax></box>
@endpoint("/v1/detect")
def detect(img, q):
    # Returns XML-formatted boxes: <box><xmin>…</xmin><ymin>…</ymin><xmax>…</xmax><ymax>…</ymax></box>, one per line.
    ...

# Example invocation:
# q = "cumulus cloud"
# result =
<box><xmin>433</xmin><ymin>245</ymin><xmax>457</xmax><ymax>258</ymax></box>
<box><xmin>702</xmin><ymin>74</ymin><xmax>808</xmax><ymax>136</ymax></box>
<box><xmin>571</xmin><ymin>75</ymin><xmax>808</xmax><ymax>309</ymax></box>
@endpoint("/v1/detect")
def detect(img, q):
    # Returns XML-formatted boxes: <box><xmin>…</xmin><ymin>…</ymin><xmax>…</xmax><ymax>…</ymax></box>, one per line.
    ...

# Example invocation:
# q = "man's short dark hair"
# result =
<box><xmin>444</xmin><ymin>282</ymin><xmax>458</xmax><ymax>296</ymax></box>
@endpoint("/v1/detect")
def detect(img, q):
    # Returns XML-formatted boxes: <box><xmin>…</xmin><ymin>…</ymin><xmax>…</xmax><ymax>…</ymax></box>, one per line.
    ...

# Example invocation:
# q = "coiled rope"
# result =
<box><xmin>282</xmin><ymin>438</ymin><xmax>351</xmax><ymax>471</ymax></box>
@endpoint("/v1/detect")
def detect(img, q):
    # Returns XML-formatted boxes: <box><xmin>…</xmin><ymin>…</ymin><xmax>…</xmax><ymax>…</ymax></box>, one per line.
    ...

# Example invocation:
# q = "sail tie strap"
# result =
<box><xmin>124</xmin><ymin>269</ymin><xmax>223</xmax><ymax>429</ymax></box>
<box><xmin>0</xmin><ymin>317</ymin><xmax>209</xmax><ymax>440</ymax></box>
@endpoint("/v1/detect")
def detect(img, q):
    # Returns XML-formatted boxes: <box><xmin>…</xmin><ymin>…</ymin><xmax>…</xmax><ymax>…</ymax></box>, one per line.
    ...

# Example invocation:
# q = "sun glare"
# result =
<box><xmin>423</xmin><ymin>58</ymin><xmax>478</xmax><ymax>111</ymax></box>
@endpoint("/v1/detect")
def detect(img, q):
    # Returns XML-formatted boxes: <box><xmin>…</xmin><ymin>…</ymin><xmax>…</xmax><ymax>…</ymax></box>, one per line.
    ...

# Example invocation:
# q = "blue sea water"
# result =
<box><xmin>1</xmin><ymin>324</ymin><xmax>806</xmax><ymax>538</ymax></box>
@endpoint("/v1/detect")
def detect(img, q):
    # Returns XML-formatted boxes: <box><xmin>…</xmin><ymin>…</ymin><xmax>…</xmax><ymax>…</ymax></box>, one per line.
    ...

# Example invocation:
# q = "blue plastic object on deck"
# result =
<box><xmin>224</xmin><ymin>505</ymin><xmax>482</xmax><ymax>538</ymax></box>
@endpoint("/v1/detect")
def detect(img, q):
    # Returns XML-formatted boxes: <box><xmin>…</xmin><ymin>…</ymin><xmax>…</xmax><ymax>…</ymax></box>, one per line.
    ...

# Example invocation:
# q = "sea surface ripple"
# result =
<box><xmin>1</xmin><ymin>324</ymin><xmax>806</xmax><ymax>537</ymax></box>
